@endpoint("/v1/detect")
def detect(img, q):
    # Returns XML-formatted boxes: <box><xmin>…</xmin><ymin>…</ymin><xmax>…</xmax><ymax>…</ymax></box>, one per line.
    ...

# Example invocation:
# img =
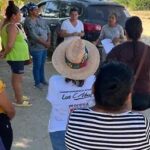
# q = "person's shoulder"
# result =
<box><xmin>72</xmin><ymin>108</ymin><xmax>90</xmax><ymax>114</ymax></box>
<box><xmin>107</xmin><ymin>42</ymin><xmax>127</xmax><ymax>59</ymax></box>
<box><xmin>112</xmin><ymin>41</ymin><xmax>128</xmax><ymax>51</ymax></box>
<box><xmin>37</xmin><ymin>16</ymin><xmax>46</xmax><ymax>23</ymax></box>
<box><xmin>128</xmin><ymin>111</ymin><xmax>146</xmax><ymax>118</ymax></box>
<box><xmin>102</xmin><ymin>24</ymin><xmax>108</xmax><ymax>29</ymax></box>
<box><xmin>129</xmin><ymin>112</ymin><xmax>150</xmax><ymax>125</ymax></box>
<box><xmin>6</xmin><ymin>23</ymin><xmax>17</xmax><ymax>31</ymax></box>
<box><xmin>117</xmin><ymin>24</ymin><xmax>123</xmax><ymax>29</ymax></box>
<box><xmin>148</xmin><ymin>44</ymin><xmax>150</xmax><ymax>50</ymax></box>
<box><xmin>82</xmin><ymin>75</ymin><xmax>95</xmax><ymax>88</ymax></box>
<box><xmin>62</xmin><ymin>19</ymin><xmax>69</xmax><ymax>24</ymax></box>
<box><xmin>49</xmin><ymin>75</ymin><xmax>64</xmax><ymax>84</ymax></box>
<box><xmin>138</xmin><ymin>41</ymin><xmax>149</xmax><ymax>47</ymax></box>
<box><xmin>24</xmin><ymin>16</ymin><xmax>30</xmax><ymax>23</ymax></box>
<box><xmin>140</xmin><ymin>42</ymin><xmax>150</xmax><ymax>54</ymax></box>
<box><xmin>61</xmin><ymin>19</ymin><xmax>69</xmax><ymax>28</ymax></box>
<box><xmin>86</xmin><ymin>75</ymin><xmax>95</xmax><ymax>83</ymax></box>
<box><xmin>78</xmin><ymin>20</ymin><xmax>83</xmax><ymax>24</ymax></box>
<box><xmin>110</xmin><ymin>43</ymin><xmax>122</xmax><ymax>53</ymax></box>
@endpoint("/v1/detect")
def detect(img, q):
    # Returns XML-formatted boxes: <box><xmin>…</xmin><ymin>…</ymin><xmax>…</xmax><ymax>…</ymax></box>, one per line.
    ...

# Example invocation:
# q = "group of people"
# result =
<box><xmin>48</xmin><ymin>16</ymin><xmax>150</xmax><ymax>150</ymax></box>
<box><xmin>0</xmin><ymin>1</ymin><xmax>150</xmax><ymax>150</ymax></box>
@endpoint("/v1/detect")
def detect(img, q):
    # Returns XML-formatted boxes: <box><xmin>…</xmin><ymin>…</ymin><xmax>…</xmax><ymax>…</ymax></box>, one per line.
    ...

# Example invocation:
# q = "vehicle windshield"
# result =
<box><xmin>86</xmin><ymin>5</ymin><xmax>130</xmax><ymax>27</ymax></box>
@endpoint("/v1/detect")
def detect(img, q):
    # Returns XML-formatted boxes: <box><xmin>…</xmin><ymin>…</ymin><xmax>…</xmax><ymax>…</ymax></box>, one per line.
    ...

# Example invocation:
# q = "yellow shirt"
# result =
<box><xmin>0</xmin><ymin>80</ymin><xmax>6</xmax><ymax>113</ymax></box>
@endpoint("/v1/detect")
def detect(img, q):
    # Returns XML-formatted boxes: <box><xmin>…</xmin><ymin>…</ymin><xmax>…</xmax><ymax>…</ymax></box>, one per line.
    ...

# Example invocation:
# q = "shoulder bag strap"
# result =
<box><xmin>133</xmin><ymin>45</ymin><xmax>148</xmax><ymax>87</ymax></box>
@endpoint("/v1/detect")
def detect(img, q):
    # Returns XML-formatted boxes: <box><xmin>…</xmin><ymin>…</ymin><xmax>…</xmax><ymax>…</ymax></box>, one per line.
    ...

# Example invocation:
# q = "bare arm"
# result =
<box><xmin>44</xmin><ymin>32</ymin><xmax>51</xmax><ymax>49</ymax></box>
<box><xmin>0</xmin><ymin>86</ymin><xmax>15</xmax><ymax>120</ymax></box>
<box><xmin>78</xmin><ymin>31</ymin><xmax>84</xmax><ymax>37</ymax></box>
<box><xmin>3</xmin><ymin>24</ymin><xmax>18</xmax><ymax>56</ymax></box>
<box><xmin>99</xmin><ymin>27</ymin><xmax>105</xmax><ymax>41</ymax></box>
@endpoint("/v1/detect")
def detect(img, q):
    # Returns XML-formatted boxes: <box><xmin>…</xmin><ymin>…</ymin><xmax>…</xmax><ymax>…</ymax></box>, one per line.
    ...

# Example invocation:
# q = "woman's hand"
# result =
<box><xmin>0</xmin><ymin>51</ymin><xmax>6</xmax><ymax>59</ymax></box>
<box><xmin>112</xmin><ymin>37</ymin><xmax>120</xmax><ymax>45</ymax></box>
<box><xmin>44</xmin><ymin>41</ymin><xmax>51</xmax><ymax>48</ymax></box>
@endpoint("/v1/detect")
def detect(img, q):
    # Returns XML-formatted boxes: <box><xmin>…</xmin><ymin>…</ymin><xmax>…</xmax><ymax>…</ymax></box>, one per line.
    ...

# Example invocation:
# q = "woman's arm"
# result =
<box><xmin>99</xmin><ymin>26</ymin><xmax>105</xmax><ymax>41</ymax></box>
<box><xmin>2</xmin><ymin>24</ymin><xmax>18</xmax><ymax>56</ymax></box>
<box><xmin>0</xmin><ymin>83</ymin><xmax>15</xmax><ymax>119</ymax></box>
<box><xmin>45</xmin><ymin>32</ymin><xmax>51</xmax><ymax>49</ymax></box>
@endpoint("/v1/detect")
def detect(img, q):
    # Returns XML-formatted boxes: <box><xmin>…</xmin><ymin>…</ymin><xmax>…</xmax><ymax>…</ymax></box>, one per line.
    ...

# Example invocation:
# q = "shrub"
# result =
<box><xmin>115</xmin><ymin>0</ymin><xmax>150</xmax><ymax>10</ymax></box>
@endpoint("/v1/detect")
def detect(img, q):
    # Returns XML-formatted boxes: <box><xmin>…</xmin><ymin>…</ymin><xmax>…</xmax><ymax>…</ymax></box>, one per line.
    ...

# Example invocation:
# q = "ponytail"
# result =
<box><xmin>125</xmin><ymin>16</ymin><xmax>142</xmax><ymax>62</ymax></box>
<box><xmin>5</xmin><ymin>0</ymin><xmax>19</xmax><ymax>20</ymax></box>
<box><xmin>8</xmin><ymin>0</ymin><xmax>15</xmax><ymax>6</ymax></box>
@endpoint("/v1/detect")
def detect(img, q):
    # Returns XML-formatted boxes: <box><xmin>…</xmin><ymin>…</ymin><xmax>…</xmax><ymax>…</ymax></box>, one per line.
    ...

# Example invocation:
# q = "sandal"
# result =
<box><xmin>13</xmin><ymin>95</ymin><xmax>30</xmax><ymax>101</ymax></box>
<box><xmin>22</xmin><ymin>95</ymin><xmax>30</xmax><ymax>101</ymax></box>
<box><xmin>13</xmin><ymin>101</ymin><xmax>32</xmax><ymax>107</ymax></box>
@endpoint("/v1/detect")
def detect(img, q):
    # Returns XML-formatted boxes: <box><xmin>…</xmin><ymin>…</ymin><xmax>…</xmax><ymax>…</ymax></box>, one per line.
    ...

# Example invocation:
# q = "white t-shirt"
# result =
<box><xmin>61</xmin><ymin>19</ymin><xmax>84</xmax><ymax>41</ymax></box>
<box><xmin>47</xmin><ymin>75</ymin><xmax>95</xmax><ymax>132</ymax></box>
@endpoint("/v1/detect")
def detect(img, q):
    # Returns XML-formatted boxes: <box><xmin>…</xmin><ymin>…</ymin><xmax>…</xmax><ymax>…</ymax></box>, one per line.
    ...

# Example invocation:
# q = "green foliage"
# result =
<box><xmin>14</xmin><ymin>0</ymin><xmax>39</xmax><ymax>5</ymax></box>
<box><xmin>115</xmin><ymin>0</ymin><xmax>130</xmax><ymax>7</ymax></box>
<box><xmin>115</xmin><ymin>0</ymin><xmax>150</xmax><ymax>10</ymax></box>
<box><xmin>131</xmin><ymin>0</ymin><xmax>150</xmax><ymax>10</ymax></box>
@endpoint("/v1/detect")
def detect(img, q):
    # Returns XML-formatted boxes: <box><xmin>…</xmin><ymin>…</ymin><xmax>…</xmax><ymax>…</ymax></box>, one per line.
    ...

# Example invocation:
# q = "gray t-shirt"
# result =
<box><xmin>100</xmin><ymin>24</ymin><xmax>124</xmax><ymax>40</ymax></box>
<box><xmin>24</xmin><ymin>16</ymin><xmax>50</xmax><ymax>51</ymax></box>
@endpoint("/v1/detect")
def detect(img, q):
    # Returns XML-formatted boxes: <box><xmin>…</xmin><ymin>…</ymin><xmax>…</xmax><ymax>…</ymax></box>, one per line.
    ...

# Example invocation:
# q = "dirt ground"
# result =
<box><xmin>0</xmin><ymin>60</ymin><xmax>56</xmax><ymax>150</ymax></box>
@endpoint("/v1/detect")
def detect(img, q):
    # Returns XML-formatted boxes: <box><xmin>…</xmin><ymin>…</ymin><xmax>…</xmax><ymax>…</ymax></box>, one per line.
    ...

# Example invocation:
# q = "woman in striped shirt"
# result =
<box><xmin>65</xmin><ymin>62</ymin><xmax>150</xmax><ymax>150</ymax></box>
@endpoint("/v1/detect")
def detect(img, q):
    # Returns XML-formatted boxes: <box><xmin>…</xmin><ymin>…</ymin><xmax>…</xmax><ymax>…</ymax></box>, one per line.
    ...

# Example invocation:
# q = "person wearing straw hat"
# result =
<box><xmin>46</xmin><ymin>38</ymin><xmax>100</xmax><ymax>150</ymax></box>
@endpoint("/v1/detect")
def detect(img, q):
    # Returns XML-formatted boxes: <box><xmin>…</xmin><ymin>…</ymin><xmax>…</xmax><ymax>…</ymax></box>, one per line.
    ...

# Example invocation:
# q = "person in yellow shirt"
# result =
<box><xmin>0</xmin><ymin>1</ymin><xmax>31</xmax><ymax>106</ymax></box>
<box><xmin>0</xmin><ymin>80</ymin><xmax>15</xmax><ymax>150</ymax></box>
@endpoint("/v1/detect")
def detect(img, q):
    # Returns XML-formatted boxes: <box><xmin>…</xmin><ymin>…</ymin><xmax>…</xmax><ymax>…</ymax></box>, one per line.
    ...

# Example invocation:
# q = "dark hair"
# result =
<box><xmin>27</xmin><ymin>2</ymin><xmax>38</xmax><ymax>12</ymax></box>
<box><xmin>94</xmin><ymin>61</ymin><xmax>133</xmax><ymax>110</ymax></box>
<box><xmin>109</xmin><ymin>13</ymin><xmax>118</xmax><ymax>20</ymax></box>
<box><xmin>125</xmin><ymin>16</ymin><xmax>142</xmax><ymax>41</ymax></box>
<box><xmin>69</xmin><ymin>7</ymin><xmax>79</xmax><ymax>14</ymax></box>
<box><xmin>125</xmin><ymin>16</ymin><xmax>143</xmax><ymax>62</ymax></box>
<box><xmin>65</xmin><ymin>78</ymin><xmax>84</xmax><ymax>87</ymax></box>
<box><xmin>5</xmin><ymin>1</ymin><xmax>19</xmax><ymax>20</ymax></box>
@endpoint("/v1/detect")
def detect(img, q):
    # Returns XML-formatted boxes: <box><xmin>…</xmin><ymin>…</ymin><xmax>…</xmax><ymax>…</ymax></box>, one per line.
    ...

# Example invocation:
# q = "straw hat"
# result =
<box><xmin>52</xmin><ymin>38</ymin><xmax>100</xmax><ymax>80</ymax></box>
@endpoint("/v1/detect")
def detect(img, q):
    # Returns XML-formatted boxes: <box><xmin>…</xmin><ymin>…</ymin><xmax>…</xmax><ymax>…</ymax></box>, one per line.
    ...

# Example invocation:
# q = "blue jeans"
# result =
<box><xmin>30</xmin><ymin>50</ymin><xmax>47</xmax><ymax>86</ymax></box>
<box><xmin>49</xmin><ymin>131</ymin><xmax>66</xmax><ymax>150</ymax></box>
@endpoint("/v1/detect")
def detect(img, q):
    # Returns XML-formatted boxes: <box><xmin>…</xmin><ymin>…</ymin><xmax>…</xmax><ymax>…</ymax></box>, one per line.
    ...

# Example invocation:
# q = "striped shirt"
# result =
<box><xmin>65</xmin><ymin>109</ymin><xmax>150</xmax><ymax>150</ymax></box>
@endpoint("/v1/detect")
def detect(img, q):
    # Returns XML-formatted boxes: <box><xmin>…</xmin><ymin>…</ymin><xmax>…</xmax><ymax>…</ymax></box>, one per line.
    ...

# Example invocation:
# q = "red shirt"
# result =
<box><xmin>107</xmin><ymin>41</ymin><xmax>150</xmax><ymax>94</ymax></box>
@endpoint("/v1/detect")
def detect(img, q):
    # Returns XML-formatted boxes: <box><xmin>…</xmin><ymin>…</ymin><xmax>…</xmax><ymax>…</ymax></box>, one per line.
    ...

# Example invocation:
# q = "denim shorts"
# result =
<box><xmin>7</xmin><ymin>61</ymin><xmax>24</xmax><ymax>74</ymax></box>
<box><xmin>49</xmin><ymin>131</ymin><xmax>66</xmax><ymax>150</ymax></box>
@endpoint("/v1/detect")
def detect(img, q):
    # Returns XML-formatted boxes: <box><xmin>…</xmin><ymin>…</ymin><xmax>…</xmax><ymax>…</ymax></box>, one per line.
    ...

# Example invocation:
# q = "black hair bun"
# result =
<box><xmin>8</xmin><ymin>0</ymin><xmax>15</xmax><ymax>6</ymax></box>
<box><xmin>105</xmin><ymin>77</ymin><xmax>122</xmax><ymax>94</ymax></box>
